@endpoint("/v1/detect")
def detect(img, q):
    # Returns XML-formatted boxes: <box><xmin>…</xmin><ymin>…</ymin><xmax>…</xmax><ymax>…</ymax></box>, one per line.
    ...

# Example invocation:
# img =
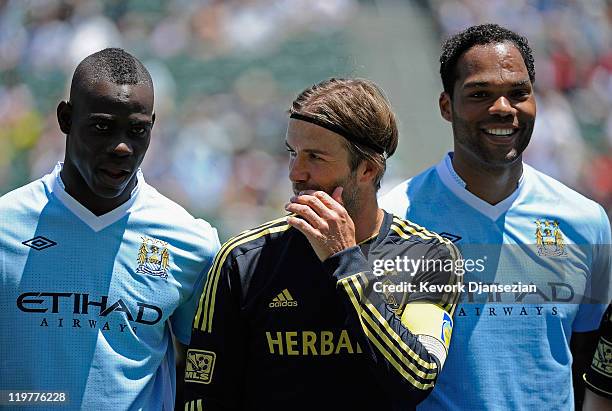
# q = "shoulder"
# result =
<box><xmin>218</xmin><ymin>215</ymin><xmax>294</xmax><ymax>262</ymax></box>
<box><xmin>138</xmin><ymin>182</ymin><xmax>202</xmax><ymax>220</ymax></box>
<box><xmin>0</xmin><ymin>178</ymin><xmax>49</xmax><ymax>215</ymax></box>
<box><xmin>136</xmin><ymin>182</ymin><xmax>220</xmax><ymax>256</ymax></box>
<box><xmin>526</xmin><ymin>165</ymin><xmax>599</xmax><ymax>209</ymax></box>
<box><xmin>379</xmin><ymin>165</ymin><xmax>439</xmax><ymax>218</ymax></box>
<box><xmin>386</xmin><ymin>214</ymin><xmax>461</xmax><ymax>260</ymax></box>
<box><xmin>525</xmin><ymin>165</ymin><xmax>609</xmax><ymax>230</ymax></box>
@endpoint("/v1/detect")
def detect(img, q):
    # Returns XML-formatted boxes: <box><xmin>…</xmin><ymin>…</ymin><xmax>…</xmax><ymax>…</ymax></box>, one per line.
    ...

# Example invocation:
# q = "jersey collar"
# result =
<box><xmin>43</xmin><ymin>162</ymin><xmax>144</xmax><ymax>232</ymax></box>
<box><xmin>435</xmin><ymin>152</ymin><xmax>525</xmax><ymax>221</ymax></box>
<box><xmin>371</xmin><ymin>210</ymin><xmax>393</xmax><ymax>248</ymax></box>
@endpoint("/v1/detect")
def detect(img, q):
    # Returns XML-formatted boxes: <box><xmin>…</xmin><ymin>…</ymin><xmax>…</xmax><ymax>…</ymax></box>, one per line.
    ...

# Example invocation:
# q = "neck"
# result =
<box><xmin>60</xmin><ymin>160</ymin><xmax>135</xmax><ymax>216</ymax></box>
<box><xmin>451</xmin><ymin>152</ymin><xmax>523</xmax><ymax>205</ymax></box>
<box><xmin>351</xmin><ymin>195</ymin><xmax>384</xmax><ymax>243</ymax></box>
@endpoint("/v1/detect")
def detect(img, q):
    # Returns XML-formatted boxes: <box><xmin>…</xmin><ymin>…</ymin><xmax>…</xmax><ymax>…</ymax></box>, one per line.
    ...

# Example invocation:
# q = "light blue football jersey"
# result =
<box><xmin>380</xmin><ymin>153</ymin><xmax>611</xmax><ymax>411</ymax></box>
<box><xmin>0</xmin><ymin>163</ymin><xmax>220</xmax><ymax>410</ymax></box>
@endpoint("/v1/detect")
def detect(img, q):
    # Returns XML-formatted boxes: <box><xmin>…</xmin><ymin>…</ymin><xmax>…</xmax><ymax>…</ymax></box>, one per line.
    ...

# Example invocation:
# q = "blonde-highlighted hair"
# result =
<box><xmin>289</xmin><ymin>78</ymin><xmax>398</xmax><ymax>190</ymax></box>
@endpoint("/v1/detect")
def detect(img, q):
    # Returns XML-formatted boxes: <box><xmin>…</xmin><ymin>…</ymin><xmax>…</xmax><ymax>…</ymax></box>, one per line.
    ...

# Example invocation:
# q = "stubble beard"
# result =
<box><xmin>341</xmin><ymin>179</ymin><xmax>360</xmax><ymax>220</ymax></box>
<box><xmin>291</xmin><ymin>171</ymin><xmax>361</xmax><ymax>219</ymax></box>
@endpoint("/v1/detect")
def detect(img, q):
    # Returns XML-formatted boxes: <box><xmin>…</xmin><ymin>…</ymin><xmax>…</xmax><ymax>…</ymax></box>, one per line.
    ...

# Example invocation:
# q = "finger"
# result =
<box><xmin>332</xmin><ymin>186</ymin><xmax>343</xmax><ymax>204</ymax></box>
<box><xmin>285</xmin><ymin>202</ymin><xmax>328</xmax><ymax>230</ymax></box>
<box><xmin>311</xmin><ymin>189</ymin><xmax>347</xmax><ymax>215</ymax></box>
<box><xmin>291</xmin><ymin>191</ymin><xmax>319</xmax><ymax>203</ymax></box>
<box><xmin>291</xmin><ymin>194</ymin><xmax>336</xmax><ymax>220</ymax></box>
<box><xmin>287</xmin><ymin>216</ymin><xmax>321</xmax><ymax>239</ymax></box>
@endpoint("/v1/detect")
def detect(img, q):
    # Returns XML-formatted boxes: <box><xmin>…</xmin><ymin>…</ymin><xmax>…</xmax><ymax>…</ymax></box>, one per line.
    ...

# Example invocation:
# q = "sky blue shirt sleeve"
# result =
<box><xmin>573</xmin><ymin>205</ymin><xmax>611</xmax><ymax>332</ymax></box>
<box><xmin>171</xmin><ymin>227</ymin><xmax>221</xmax><ymax>344</ymax></box>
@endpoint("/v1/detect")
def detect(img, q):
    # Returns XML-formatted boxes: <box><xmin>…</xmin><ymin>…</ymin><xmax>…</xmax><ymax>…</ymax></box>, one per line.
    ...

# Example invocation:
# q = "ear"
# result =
<box><xmin>357</xmin><ymin>160</ymin><xmax>377</xmax><ymax>185</ymax></box>
<box><xmin>151</xmin><ymin>111</ymin><xmax>156</xmax><ymax>128</ymax></box>
<box><xmin>57</xmin><ymin>101</ymin><xmax>72</xmax><ymax>134</ymax></box>
<box><xmin>439</xmin><ymin>92</ymin><xmax>452</xmax><ymax>123</ymax></box>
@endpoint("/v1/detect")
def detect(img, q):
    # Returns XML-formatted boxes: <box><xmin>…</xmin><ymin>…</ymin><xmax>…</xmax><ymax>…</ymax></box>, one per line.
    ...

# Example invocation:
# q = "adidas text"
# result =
<box><xmin>269</xmin><ymin>300</ymin><xmax>298</xmax><ymax>308</ymax></box>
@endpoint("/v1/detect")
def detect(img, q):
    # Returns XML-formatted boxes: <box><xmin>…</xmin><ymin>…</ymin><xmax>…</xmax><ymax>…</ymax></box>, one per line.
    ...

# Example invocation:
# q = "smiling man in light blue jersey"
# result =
<box><xmin>381</xmin><ymin>24</ymin><xmax>611</xmax><ymax>410</ymax></box>
<box><xmin>0</xmin><ymin>48</ymin><xmax>220</xmax><ymax>410</ymax></box>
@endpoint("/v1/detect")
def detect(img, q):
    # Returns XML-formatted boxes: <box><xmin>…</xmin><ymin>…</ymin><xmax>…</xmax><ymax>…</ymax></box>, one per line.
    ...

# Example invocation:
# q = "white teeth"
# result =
<box><xmin>485</xmin><ymin>128</ymin><xmax>515</xmax><ymax>136</ymax></box>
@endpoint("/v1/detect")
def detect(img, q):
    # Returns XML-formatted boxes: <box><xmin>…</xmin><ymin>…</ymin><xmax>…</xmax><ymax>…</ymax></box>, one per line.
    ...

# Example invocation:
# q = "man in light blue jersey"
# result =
<box><xmin>0</xmin><ymin>48</ymin><xmax>220</xmax><ymax>410</ymax></box>
<box><xmin>380</xmin><ymin>24</ymin><xmax>611</xmax><ymax>410</ymax></box>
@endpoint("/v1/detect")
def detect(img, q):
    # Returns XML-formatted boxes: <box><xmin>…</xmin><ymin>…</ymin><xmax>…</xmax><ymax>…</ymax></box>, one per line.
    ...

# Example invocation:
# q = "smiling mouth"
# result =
<box><xmin>483</xmin><ymin>128</ymin><xmax>517</xmax><ymax>136</ymax></box>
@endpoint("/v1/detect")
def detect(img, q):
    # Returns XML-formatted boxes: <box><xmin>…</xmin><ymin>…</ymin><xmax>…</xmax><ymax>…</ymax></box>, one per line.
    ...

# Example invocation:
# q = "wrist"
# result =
<box><xmin>322</xmin><ymin>246</ymin><xmax>369</xmax><ymax>280</ymax></box>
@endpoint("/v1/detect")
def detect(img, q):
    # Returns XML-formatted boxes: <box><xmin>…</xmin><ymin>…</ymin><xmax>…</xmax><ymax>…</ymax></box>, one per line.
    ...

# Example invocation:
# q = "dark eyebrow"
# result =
<box><xmin>87</xmin><ymin>113</ymin><xmax>152</xmax><ymax>125</ymax></box>
<box><xmin>463</xmin><ymin>81</ymin><xmax>489</xmax><ymax>89</ymax></box>
<box><xmin>513</xmin><ymin>79</ymin><xmax>531</xmax><ymax>87</ymax></box>
<box><xmin>130</xmin><ymin>119</ymin><xmax>153</xmax><ymax>126</ymax></box>
<box><xmin>88</xmin><ymin>113</ymin><xmax>114</xmax><ymax>120</ymax></box>
<box><xmin>463</xmin><ymin>79</ymin><xmax>531</xmax><ymax>89</ymax></box>
<box><xmin>284</xmin><ymin>141</ymin><xmax>330</xmax><ymax>155</ymax></box>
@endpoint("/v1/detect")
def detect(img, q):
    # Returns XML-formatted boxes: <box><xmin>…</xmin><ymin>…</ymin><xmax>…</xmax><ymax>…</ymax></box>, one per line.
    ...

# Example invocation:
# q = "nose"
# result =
<box><xmin>288</xmin><ymin>155</ymin><xmax>308</xmax><ymax>183</ymax></box>
<box><xmin>489</xmin><ymin>96</ymin><xmax>516</xmax><ymax>117</ymax></box>
<box><xmin>111</xmin><ymin>141</ymin><xmax>133</xmax><ymax>157</ymax></box>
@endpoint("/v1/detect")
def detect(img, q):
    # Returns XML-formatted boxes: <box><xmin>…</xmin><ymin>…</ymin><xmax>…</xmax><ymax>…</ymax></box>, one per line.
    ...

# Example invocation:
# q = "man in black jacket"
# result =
<box><xmin>184</xmin><ymin>78</ymin><xmax>462</xmax><ymax>410</ymax></box>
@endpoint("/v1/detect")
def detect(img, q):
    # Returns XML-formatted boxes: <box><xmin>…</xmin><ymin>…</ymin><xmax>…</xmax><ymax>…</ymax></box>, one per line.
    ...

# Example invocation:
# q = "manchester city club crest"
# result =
<box><xmin>535</xmin><ymin>219</ymin><xmax>567</xmax><ymax>257</ymax></box>
<box><xmin>136</xmin><ymin>237</ymin><xmax>170</xmax><ymax>278</ymax></box>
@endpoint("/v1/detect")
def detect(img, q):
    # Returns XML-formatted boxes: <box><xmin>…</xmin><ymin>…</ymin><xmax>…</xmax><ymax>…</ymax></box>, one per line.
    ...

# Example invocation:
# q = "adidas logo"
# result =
<box><xmin>269</xmin><ymin>289</ymin><xmax>298</xmax><ymax>308</ymax></box>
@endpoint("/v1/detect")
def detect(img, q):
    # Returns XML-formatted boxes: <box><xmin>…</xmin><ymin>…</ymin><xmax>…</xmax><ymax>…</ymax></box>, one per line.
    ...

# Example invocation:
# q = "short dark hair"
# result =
<box><xmin>440</xmin><ymin>24</ymin><xmax>535</xmax><ymax>97</ymax></box>
<box><xmin>70</xmin><ymin>48</ymin><xmax>152</xmax><ymax>99</ymax></box>
<box><xmin>289</xmin><ymin>78</ymin><xmax>399</xmax><ymax>191</ymax></box>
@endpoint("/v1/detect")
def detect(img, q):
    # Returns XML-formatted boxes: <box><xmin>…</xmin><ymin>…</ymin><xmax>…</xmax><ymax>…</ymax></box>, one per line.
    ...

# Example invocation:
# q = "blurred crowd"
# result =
<box><xmin>0</xmin><ymin>0</ymin><xmax>358</xmax><ymax>238</ymax></box>
<box><xmin>1</xmin><ymin>0</ymin><xmax>611</xmax><ymax>240</ymax></box>
<box><xmin>429</xmin><ymin>0</ymin><xmax>612</xmax><ymax>215</ymax></box>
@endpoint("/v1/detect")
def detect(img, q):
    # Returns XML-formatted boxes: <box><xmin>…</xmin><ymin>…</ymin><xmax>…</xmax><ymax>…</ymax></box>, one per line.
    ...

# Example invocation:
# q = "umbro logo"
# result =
<box><xmin>22</xmin><ymin>236</ymin><xmax>57</xmax><ymax>251</ymax></box>
<box><xmin>269</xmin><ymin>289</ymin><xmax>298</xmax><ymax>308</ymax></box>
<box><xmin>439</xmin><ymin>232</ymin><xmax>462</xmax><ymax>243</ymax></box>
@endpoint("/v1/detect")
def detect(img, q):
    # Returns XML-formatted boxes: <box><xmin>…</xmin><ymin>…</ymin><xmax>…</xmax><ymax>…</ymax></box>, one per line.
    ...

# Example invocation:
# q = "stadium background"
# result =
<box><xmin>1</xmin><ymin>0</ymin><xmax>610</xmax><ymax>240</ymax></box>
